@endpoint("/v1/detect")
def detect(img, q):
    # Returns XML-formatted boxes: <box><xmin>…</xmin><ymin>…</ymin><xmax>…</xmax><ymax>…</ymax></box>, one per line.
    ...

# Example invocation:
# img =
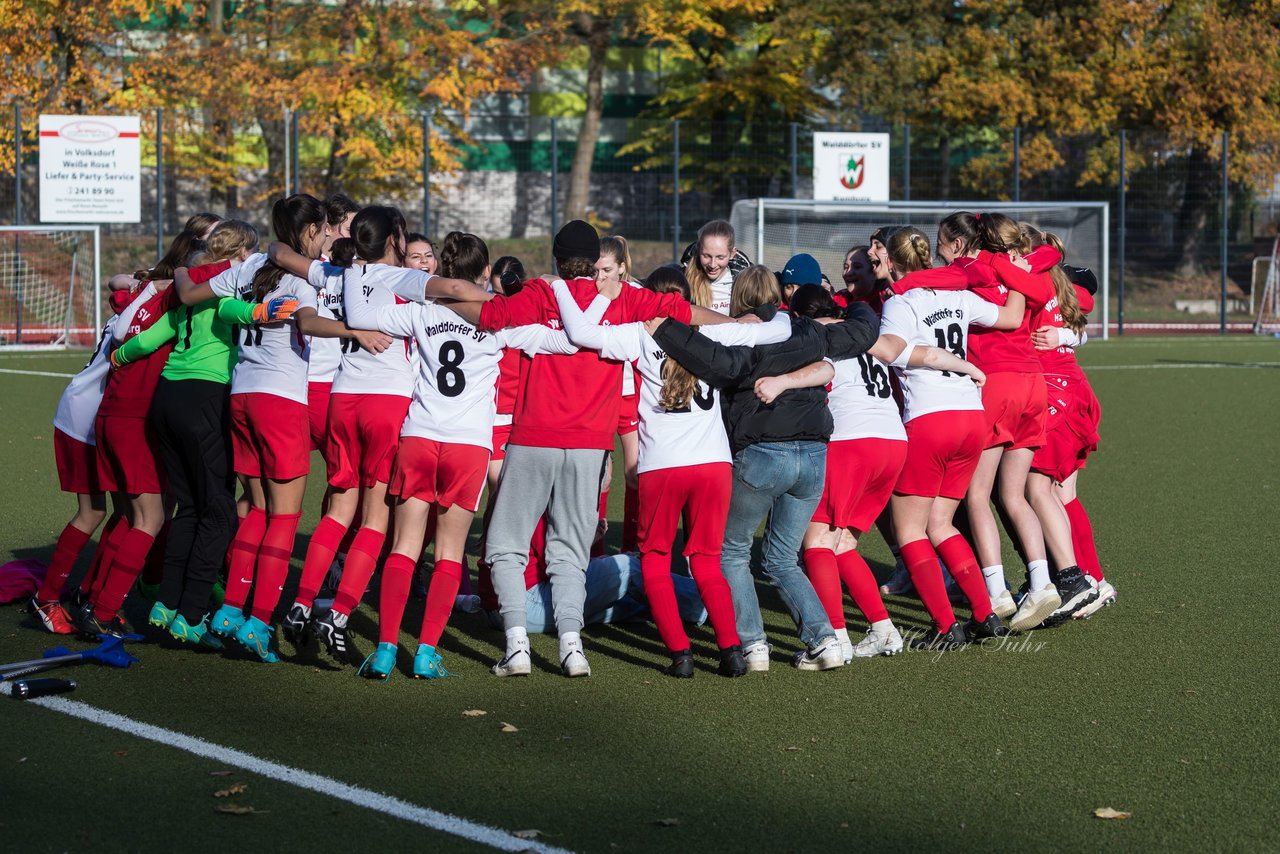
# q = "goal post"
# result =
<box><xmin>0</xmin><ymin>225</ymin><xmax>101</xmax><ymax>350</ymax></box>
<box><xmin>731</xmin><ymin>199</ymin><xmax>1110</xmax><ymax>340</ymax></box>
<box><xmin>1252</xmin><ymin>233</ymin><xmax>1280</xmax><ymax>335</ymax></box>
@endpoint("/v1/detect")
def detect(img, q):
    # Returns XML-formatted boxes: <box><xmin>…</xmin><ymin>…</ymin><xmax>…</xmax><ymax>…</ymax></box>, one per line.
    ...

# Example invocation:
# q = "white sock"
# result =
<box><xmin>505</xmin><ymin>626</ymin><xmax>529</xmax><ymax>654</ymax></box>
<box><xmin>870</xmin><ymin>619</ymin><xmax>895</xmax><ymax>635</ymax></box>
<box><xmin>981</xmin><ymin>565</ymin><xmax>1006</xmax><ymax>597</ymax></box>
<box><xmin>1027</xmin><ymin>559</ymin><xmax>1051</xmax><ymax>591</ymax></box>
<box><xmin>330</xmin><ymin>610</ymin><xmax>349</xmax><ymax>628</ymax></box>
<box><xmin>834</xmin><ymin>627</ymin><xmax>851</xmax><ymax>646</ymax></box>
<box><xmin>559</xmin><ymin>631</ymin><xmax>582</xmax><ymax>660</ymax></box>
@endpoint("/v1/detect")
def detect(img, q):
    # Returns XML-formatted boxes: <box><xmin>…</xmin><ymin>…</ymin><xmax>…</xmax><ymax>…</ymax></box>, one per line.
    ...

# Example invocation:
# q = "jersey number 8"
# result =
<box><xmin>437</xmin><ymin>340</ymin><xmax>467</xmax><ymax>397</ymax></box>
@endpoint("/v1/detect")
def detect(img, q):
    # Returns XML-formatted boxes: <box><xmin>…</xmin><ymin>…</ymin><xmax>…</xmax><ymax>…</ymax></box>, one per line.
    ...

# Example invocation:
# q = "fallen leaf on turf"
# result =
<box><xmin>513</xmin><ymin>829</ymin><xmax>548</xmax><ymax>839</ymax></box>
<box><xmin>209</xmin><ymin>770</ymin><xmax>233</xmax><ymax>777</ymax></box>
<box><xmin>784</xmin><ymin>746</ymin><xmax>802</xmax><ymax>752</ymax></box>
<box><xmin>113</xmin><ymin>751</ymin><xmax>128</xmax><ymax>757</ymax></box>
<box><xmin>653</xmin><ymin>818</ymin><xmax>680</xmax><ymax>827</ymax></box>
<box><xmin>215</xmin><ymin>804</ymin><xmax>268</xmax><ymax>815</ymax></box>
<box><xmin>462</xmin><ymin>709</ymin><xmax>487</xmax><ymax>717</ymax></box>
<box><xmin>17</xmin><ymin>757</ymin><xmax>26</xmax><ymax>763</ymax></box>
<box><xmin>501</xmin><ymin>722</ymin><xmax>519</xmax><ymax>733</ymax></box>
<box><xmin>214</xmin><ymin>783</ymin><xmax>247</xmax><ymax>798</ymax></box>
<box><xmin>1184</xmin><ymin>689</ymin><xmax>1198</xmax><ymax>695</ymax></box>
<box><xmin>1094</xmin><ymin>807</ymin><xmax>1132</xmax><ymax>820</ymax></box>
<box><xmin>839</xmin><ymin>822</ymin><xmax>849</xmax><ymax>829</ymax></box>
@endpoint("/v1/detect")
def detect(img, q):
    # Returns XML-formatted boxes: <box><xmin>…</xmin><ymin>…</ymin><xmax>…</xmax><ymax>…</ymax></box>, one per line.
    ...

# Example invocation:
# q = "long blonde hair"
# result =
<box><xmin>886</xmin><ymin>227</ymin><xmax>932</xmax><ymax>275</ymax></box>
<box><xmin>644</xmin><ymin>265</ymin><xmax>703</xmax><ymax>412</ymax></box>
<box><xmin>1022</xmin><ymin>224</ymin><xmax>1086</xmax><ymax>335</ymax></box>
<box><xmin>687</xmin><ymin>220</ymin><xmax>735</xmax><ymax>309</ymax></box>
<box><xmin>600</xmin><ymin>235</ymin><xmax>632</xmax><ymax>281</ymax></box>
<box><xmin>729</xmin><ymin>265</ymin><xmax>781</xmax><ymax>317</ymax></box>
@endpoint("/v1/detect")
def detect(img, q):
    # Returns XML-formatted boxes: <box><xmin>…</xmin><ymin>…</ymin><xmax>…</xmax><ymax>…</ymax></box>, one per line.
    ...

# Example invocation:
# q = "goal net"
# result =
<box><xmin>730</xmin><ymin>199</ymin><xmax>1110</xmax><ymax>339</ymax></box>
<box><xmin>0</xmin><ymin>226</ymin><xmax>101</xmax><ymax>349</ymax></box>
<box><xmin>1253</xmin><ymin>234</ymin><xmax>1280</xmax><ymax>335</ymax></box>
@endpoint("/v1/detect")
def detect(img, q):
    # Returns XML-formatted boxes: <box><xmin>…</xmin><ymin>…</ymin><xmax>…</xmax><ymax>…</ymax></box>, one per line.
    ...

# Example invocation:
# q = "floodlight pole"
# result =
<box><xmin>1221</xmin><ymin>130</ymin><xmax>1229</xmax><ymax>336</ymax></box>
<box><xmin>672</xmin><ymin>119</ymin><xmax>681</xmax><ymax>263</ymax></box>
<box><xmin>422</xmin><ymin>113</ymin><xmax>431</xmax><ymax>235</ymax></box>
<box><xmin>14</xmin><ymin>104</ymin><xmax>21</xmax><ymax>225</ymax></box>
<box><xmin>156</xmin><ymin>107</ymin><xmax>164</xmax><ymax>259</ymax></box>
<box><xmin>1118</xmin><ymin>130</ymin><xmax>1127</xmax><ymax>336</ymax></box>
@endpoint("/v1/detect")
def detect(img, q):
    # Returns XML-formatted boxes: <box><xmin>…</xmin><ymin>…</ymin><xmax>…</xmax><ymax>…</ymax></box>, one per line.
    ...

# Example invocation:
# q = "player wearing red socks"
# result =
<box><xmin>553</xmin><ymin>266</ymin><xmax>790</xmax><ymax>677</ymax></box>
<box><xmin>877</xmin><ymin>228</ymin><xmax>1023</xmax><ymax>650</ymax></box>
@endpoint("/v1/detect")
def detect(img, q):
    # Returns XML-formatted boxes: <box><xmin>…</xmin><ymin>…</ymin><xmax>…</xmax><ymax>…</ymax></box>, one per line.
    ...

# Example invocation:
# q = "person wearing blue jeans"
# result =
<box><xmin>651</xmin><ymin>275</ymin><xmax>880</xmax><ymax>671</ymax></box>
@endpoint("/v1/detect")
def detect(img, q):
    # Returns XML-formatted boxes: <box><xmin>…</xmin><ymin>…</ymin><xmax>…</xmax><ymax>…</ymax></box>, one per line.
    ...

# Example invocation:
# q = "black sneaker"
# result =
<box><xmin>282</xmin><ymin>603</ymin><xmax>312</xmax><ymax>646</ymax></box>
<box><xmin>718</xmin><ymin>644</ymin><xmax>748</xmax><ymax>677</ymax></box>
<box><xmin>1044</xmin><ymin>566</ymin><xmax>1098</xmax><ymax>626</ymax></box>
<box><xmin>910</xmin><ymin>621</ymin><xmax>969</xmax><ymax>652</ymax></box>
<box><xmin>313</xmin><ymin>611</ymin><xmax>355</xmax><ymax>664</ymax></box>
<box><xmin>663</xmin><ymin>650</ymin><xmax>695</xmax><ymax>679</ymax></box>
<box><xmin>72</xmin><ymin>603</ymin><xmax>131</xmax><ymax>640</ymax></box>
<box><xmin>965</xmin><ymin>612</ymin><xmax>1010</xmax><ymax>640</ymax></box>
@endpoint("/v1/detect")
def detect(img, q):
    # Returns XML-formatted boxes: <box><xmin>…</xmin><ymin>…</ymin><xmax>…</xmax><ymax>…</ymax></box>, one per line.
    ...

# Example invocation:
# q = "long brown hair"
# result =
<box><xmin>686</xmin><ymin>220</ymin><xmax>734</xmax><ymax>309</ymax></box>
<box><xmin>251</xmin><ymin>194</ymin><xmax>326</xmax><ymax>302</ymax></box>
<box><xmin>645</xmin><ymin>265</ymin><xmax>702</xmax><ymax>412</ymax></box>
<box><xmin>1022</xmin><ymin>224</ymin><xmax>1086</xmax><ymax>335</ymax></box>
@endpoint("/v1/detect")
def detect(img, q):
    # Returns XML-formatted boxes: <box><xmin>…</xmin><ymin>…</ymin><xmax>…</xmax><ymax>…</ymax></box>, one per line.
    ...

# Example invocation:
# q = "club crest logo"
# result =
<box><xmin>840</xmin><ymin>154</ymin><xmax>866</xmax><ymax>190</ymax></box>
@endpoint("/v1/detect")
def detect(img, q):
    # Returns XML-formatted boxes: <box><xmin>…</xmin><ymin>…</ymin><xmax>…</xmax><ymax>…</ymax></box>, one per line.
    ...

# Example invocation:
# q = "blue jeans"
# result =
<box><xmin>721</xmin><ymin>441</ymin><xmax>833</xmax><ymax>649</ymax></box>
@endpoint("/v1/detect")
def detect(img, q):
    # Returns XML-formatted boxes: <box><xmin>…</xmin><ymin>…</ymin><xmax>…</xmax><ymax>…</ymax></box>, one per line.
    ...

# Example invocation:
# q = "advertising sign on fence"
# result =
<box><xmin>812</xmin><ymin>132</ymin><xmax>891</xmax><ymax>202</ymax></box>
<box><xmin>39</xmin><ymin>115</ymin><xmax>141</xmax><ymax>223</ymax></box>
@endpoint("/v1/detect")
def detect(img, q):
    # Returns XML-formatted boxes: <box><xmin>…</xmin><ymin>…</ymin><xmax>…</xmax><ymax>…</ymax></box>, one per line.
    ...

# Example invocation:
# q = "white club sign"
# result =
<box><xmin>812</xmin><ymin>132</ymin><xmax>891</xmax><ymax>202</ymax></box>
<box><xmin>39</xmin><ymin>115</ymin><xmax>142</xmax><ymax>224</ymax></box>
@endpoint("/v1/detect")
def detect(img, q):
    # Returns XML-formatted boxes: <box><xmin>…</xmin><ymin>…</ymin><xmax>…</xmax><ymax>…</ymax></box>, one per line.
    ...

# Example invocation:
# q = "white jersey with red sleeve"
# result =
<box><xmin>305</xmin><ymin>259</ymin><xmax>346</xmax><ymax>383</ymax></box>
<box><xmin>709</xmin><ymin>269</ymin><xmax>734</xmax><ymax>315</ymax></box>
<box><xmin>206</xmin><ymin>252</ymin><xmax>270</xmax><ymax>298</ymax></box>
<box><xmin>879</xmin><ymin>289</ymin><xmax>1000</xmax><ymax>422</ymax></box>
<box><xmin>52</xmin><ymin>315</ymin><xmax>121</xmax><ymax>444</ymax></box>
<box><xmin>331</xmin><ymin>263</ymin><xmax>419</xmax><ymax>398</ymax></box>
<box><xmin>227</xmin><ymin>273</ymin><xmax>317</xmax><ymax>404</ymax></box>
<box><xmin>552</xmin><ymin>280</ymin><xmax>789</xmax><ymax>472</ymax></box>
<box><xmin>828</xmin><ymin>352</ymin><xmax>907</xmax><ymax>442</ymax></box>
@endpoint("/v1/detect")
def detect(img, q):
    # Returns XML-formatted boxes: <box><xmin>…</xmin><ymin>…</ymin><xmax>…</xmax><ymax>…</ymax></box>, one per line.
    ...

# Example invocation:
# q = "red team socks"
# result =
<box><xmin>834</xmin><ymin>550</ymin><xmax>890</xmax><ymax>624</ymax></box>
<box><xmin>622</xmin><ymin>485</ymin><xmax>639</xmax><ymax>552</ymax></box>
<box><xmin>92</xmin><ymin>528</ymin><xmax>156</xmax><ymax>620</ymax></box>
<box><xmin>296</xmin><ymin>516</ymin><xmax>348</xmax><ymax>606</ymax></box>
<box><xmin>803</xmin><ymin>548</ymin><xmax>847</xmax><ymax>631</ymax></box>
<box><xmin>687</xmin><ymin>554</ymin><xmax>740</xmax><ymax>648</ymax></box>
<box><xmin>223</xmin><ymin>507</ymin><xmax>268</xmax><ymax>610</ymax></box>
<box><xmin>1064</xmin><ymin>498</ymin><xmax>1104</xmax><ymax>582</ymax></box>
<box><xmin>249</xmin><ymin>512</ymin><xmax>301</xmax><ymax>622</ymax></box>
<box><xmin>936</xmin><ymin>534</ymin><xmax>994</xmax><ymax>621</ymax></box>
<box><xmin>419</xmin><ymin>558</ymin><xmax>463</xmax><ymax>647</ymax></box>
<box><xmin>900</xmin><ymin>538</ymin><xmax>957</xmax><ymax>631</ymax></box>
<box><xmin>331</xmin><ymin>527</ymin><xmax>386</xmax><ymax>616</ymax></box>
<box><xmin>378</xmin><ymin>553</ymin><xmax>416</xmax><ymax>644</ymax></box>
<box><xmin>37</xmin><ymin>523</ymin><xmax>91</xmax><ymax>602</ymax></box>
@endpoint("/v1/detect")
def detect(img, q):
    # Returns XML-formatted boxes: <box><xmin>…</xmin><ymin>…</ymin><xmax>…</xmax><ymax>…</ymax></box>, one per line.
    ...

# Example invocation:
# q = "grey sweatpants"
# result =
<box><xmin>485</xmin><ymin>444</ymin><xmax>609</xmax><ymax>635</ymax></box>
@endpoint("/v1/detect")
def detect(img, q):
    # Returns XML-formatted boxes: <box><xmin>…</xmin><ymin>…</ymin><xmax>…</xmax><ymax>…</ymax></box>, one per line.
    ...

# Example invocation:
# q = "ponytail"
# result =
<box><xmin>251</xmin><ymin>193</ymin><xmax>325</xmax><ymax>301</ymax></box>
<box><xmin>329</xmin><ymin>205</ymin><xmax>408</xmax><ymax>270</ymax></box>
<box><xmin>645</xmin><ymin>267</ymin><xmax>700</xmax><ymax>412</ymax></box>
<box><xmin>887</xmin><ymin>227</ymin><xmax>932</xmax><ymax>274</ymax></box>
<box><xmin>439</xmin><ymin>231</ymin><xmax>490</xmax><ymax>284</ymax></box>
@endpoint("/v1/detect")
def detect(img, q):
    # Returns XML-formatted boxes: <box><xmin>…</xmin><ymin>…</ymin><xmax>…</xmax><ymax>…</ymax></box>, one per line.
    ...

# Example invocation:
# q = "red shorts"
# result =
<box><xmin>636</xmin><ymin>463</ymin><xmax>732</xmax><ymax>556</ymax></box>
<box><xmin>896</xmin><ymin>410</ymin><xmax>986</xmax><ymax>500</ymax></box>
<box><xmin>326</xmin><ymin>393</ymin><xmax>410</xmax><ymax>489</ymax></box>
<box><xmin>1032</xmin><ymin>379</ymin><xmax>1101</xmax><ymax>482</ymax></box>
<box><xmin>230</xmin><ymin>393</ymin><xmax>311</xmax><ymax>480</ymax></box>
<box><xmin>491</xmin><ymin>421</ymin><xmax>513</xmax><ymax>463</ymax></box>
<box><xmin>307</xmin><ymin>382</ymin><xmax>332</xmax><ymax>452</ymax></box>
<box><xmin>389</xmin><ymin>437</ymin><xmax>490</xmax><ymax>512</ymax></box>
<box><xmin>54</xmin><ymin>428</ymin><xmax>101</xmax><ymax>495</ymax></box>
<box><xmin>95</xmin><ymin>415</ymin><xmax>163</xmax><ymax>495</ymax></box>
<box><xmin>617</xmin><ymin>392</ymin><xmax>640</xmax><ymax>436</ymax></box>
<box><xmin>980</xmin><ymin>371</ymin><xmax>1047</xmax><ymax>450</ymax></box>
<box><xmin>812</xmin><ymin>438</ymin><xmax>908</xmax><ymax>532</ymax></box>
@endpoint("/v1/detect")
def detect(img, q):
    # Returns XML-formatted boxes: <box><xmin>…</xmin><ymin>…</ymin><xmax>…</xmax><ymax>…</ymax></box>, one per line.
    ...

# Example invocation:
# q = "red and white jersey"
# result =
<box><xmin>553</xmin><ymin>281</ymin><xmax>789</xmax><ymax>472</ymax></box>
<box><xmin>709</xmin><ymin>269</ymin><xmax>734</xmax><ymax>315</ymax></box>
<box><xmin>206</xmin><ymin>253</ymin><xmax>271</xmax><ymax>299</ymax></box>
<box><xmin>305</xmin><ymin>259</ymin><xmax>347</xmax><ymax>383</ymax></box>
<box><xmin>355</xmin><ymin>300</ymin><xmax>582</xmax><ymax>451</ymax></box>
<box><xmin>227</xmin><ymin>273</ymin><xmax>317</xmax><ymax>405</ymax></box>
<box><xmin>880</xmin><ymin>289</ymin><xmax>1000</xmax><ymax>422</ymax></box>
<box><xmin>53</xmin><ymin>315</ymin><xmax>121</xmax><ymax>444</ymax></box>
<box><xmin>332</xmin><ymin>263</ymin><xmax>434</xmax><ymax>397</ymax></box>
<box><xmin>828</xmin><ymin>353</ymin><xmax>907</xmax><ymax>442</ymax></box>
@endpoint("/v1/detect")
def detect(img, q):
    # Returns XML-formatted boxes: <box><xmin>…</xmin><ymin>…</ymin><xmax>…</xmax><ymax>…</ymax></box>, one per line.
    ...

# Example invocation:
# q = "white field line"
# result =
<box><xmin>1085</xmin><ymin>361</ymin><xmax>1280</xmax><ymax>371</ymax></box>
<box><xmin>29</xmin><ymin>697</ymin><xmax>574</xmax><ymax>854</ymax></box>
<box><xmin>0</xmin><ymin>368</ymin><xmax>76</xmax><ymax>378</ymax></box>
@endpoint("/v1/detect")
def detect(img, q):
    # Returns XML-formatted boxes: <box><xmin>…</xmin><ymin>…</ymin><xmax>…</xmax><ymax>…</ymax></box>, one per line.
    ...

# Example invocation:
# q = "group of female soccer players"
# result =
<box><xmin>29</xmin><ymin>195</ymin><xmax>1115</xmax><ymax>680</ymax></box>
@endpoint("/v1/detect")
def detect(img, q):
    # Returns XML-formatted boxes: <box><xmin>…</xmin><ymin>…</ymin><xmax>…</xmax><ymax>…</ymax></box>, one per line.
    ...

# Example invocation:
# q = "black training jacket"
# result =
<box><xmin>652</xmin><ymin>302</ymin><xmax>879</xmax><ymax>455</ymax></box>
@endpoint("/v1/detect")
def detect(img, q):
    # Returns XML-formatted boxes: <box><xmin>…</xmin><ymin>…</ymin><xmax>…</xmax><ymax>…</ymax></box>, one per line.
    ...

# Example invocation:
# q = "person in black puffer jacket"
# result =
<box><xmin>649</xmin><ymin>271</ymin><xmax>879</xmax><ymax>672</ymax></box>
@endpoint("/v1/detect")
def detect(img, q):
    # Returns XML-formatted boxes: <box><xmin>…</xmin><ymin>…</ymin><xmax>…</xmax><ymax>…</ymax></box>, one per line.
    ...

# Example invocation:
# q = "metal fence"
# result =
<box><xmin>3</xmin><ymin>105</ymin><xmax>1274</xmax><ymax>333</ymax></box>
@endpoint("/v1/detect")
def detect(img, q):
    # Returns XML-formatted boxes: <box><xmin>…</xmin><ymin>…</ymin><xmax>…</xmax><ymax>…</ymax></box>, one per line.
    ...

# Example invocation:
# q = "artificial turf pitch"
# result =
<box><xmin>0</xmin><ymin>336</ymin><xmax>1276</xmax><ymax>852</ymax></box>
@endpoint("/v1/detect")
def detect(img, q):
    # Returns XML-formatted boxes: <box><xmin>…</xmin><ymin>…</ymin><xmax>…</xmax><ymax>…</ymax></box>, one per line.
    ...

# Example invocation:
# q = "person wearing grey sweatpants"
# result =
<box><xmin>486</xmin><ymin>444</ymin><xmax>608</xmax><ymax>641</ymax></box>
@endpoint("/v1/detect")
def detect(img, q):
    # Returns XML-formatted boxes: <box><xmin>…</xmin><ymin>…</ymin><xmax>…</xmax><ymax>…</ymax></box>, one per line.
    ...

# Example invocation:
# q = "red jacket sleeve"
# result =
<box><xmin>188</xmin><ymin>259</ymin><xmax>232</xmax><ymax>285</ymax></box>
<box><xmin>1025</xmin><ymin>245</ymin><xmax>1063</xmax><ymax>274</ymax></box>
<box><xmin>478</xmin><ymin>279</ymin><xmax>552</xmax><ymax>331</ymax></box>
<box><xmin>989</xmin><ymin>253</ymin><xmax>1055</xmax><ymax>307</ymax></box>
<box><xmin>1074</xmin><ymin>285</ymin><xmax>1095</xmax><ymax>314</ymax></box>
<box><xmin>891</xmin><ymin>265</ymin><xmax>969</xmax><ymax>295</ymax></box>
<box><xmin>620</xmin><ymin>284</ymin><xmax>692</xmax><ymax>324</ymax></box>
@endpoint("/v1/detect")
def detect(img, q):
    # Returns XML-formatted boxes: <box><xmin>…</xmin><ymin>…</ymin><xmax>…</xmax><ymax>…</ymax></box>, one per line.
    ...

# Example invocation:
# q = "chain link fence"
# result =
<box><xmin>2</xmin><ymin>106</ymin><xmax>1274</xmax><ymax>333</ymax></box>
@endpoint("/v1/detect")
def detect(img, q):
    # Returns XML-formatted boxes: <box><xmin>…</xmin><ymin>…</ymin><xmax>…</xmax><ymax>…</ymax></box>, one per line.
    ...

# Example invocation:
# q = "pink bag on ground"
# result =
<box><xmin>0</xmin><ymin>559</ymin><xmax>48</xmax><ymax>604</ymax></box>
